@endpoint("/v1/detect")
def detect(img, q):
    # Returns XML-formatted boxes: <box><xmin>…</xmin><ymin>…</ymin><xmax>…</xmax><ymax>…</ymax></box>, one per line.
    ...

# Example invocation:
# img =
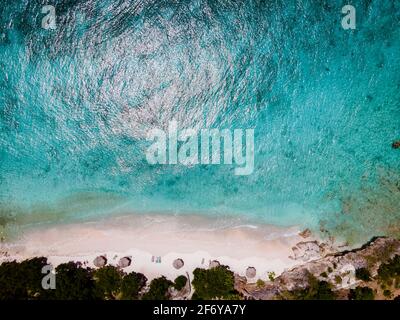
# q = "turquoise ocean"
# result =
<box><xmin>0</xmin><ymin>0</ymin><xmax>399</xmax><ymax>243</ymax></box>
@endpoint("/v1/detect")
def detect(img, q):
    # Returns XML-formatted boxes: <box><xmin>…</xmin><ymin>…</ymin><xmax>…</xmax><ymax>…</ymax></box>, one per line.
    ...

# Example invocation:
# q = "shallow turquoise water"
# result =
<box><xmin>1</xmin><ymin>0</ymin><xmax>399</xmax><ymax>242</ymax></box>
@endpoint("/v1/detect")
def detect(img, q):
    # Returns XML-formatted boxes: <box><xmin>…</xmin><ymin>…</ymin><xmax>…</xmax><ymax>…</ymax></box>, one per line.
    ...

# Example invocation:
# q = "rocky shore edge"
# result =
<box><xmin>236</xmin><ymin>236</ymin><xmax>400</xmax><ymax>300</ymax></box>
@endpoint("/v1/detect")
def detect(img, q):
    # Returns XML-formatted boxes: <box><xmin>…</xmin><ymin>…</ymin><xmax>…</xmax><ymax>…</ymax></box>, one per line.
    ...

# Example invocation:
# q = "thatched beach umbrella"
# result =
<box><xmin>246</xmin><ymin>267</ymin><xmax>256</xmax><ymax>278</ymax></box>
<box><xmin>118</xmin><ymin>256</ymin><xmax>132</xmax><ymax>268</ymax></box>
<box><xmin>173</xmin><ymin>258</ymin><xmax>184</xmax><ymax>270</ymax></box>
<box><xmin>93</xmin><ymin>255</ymin><xmax>107</xmax><ymax>267</ymax></box>
<box><xmin>209</xmin><ymin>260</ymin><xmax>220</xmax><ymax>268</ymax></box>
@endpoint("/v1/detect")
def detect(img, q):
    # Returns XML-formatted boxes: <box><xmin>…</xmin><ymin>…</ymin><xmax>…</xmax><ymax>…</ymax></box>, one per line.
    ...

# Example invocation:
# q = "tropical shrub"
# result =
<box><xmin>120</xmin><ymin>272</ymin><xmax>147</xmax><ymax>300</ymax></box>
<box><xmin>94</xmin><ymin>266</ymin><xmax>124</xmax><ymax>299</ymax></box>
<box><xmin>174</xmin><ymin>275</ymin><xmax>187</xmax><ymax>291</ymax></box>
<box><xmin>256</xmin><ymin>279</ymin><xmax>265</xmax><ymax>288</ymax></box>
<box><xmin>191</xmin><ymin>265</ymin><xmax>236</xmax><ymax>300</ymax></box>
<box><xmin>142</xmin><ymin>276</ymin><xmax>173</xmax><ymax>300</ymax></box>
<box><xmin>0</xmin><ymin>257</ymin><xmax>48</xmax><ymax>300</ymax></box>
<box><xmin>50</xmin><ymin>262</ymin><xmax>100</xmax><ymax>300</ymax></box>
<box><xmin>283</xmin><ymin>275</ymin><xmax>336</xmax><ymax>300</ymax></box>
<box><xmin>348</xmin><ymin>286</ymin><xmax>375</xmax><ymax>300</ymax></box>
<box><xmin>355</xmin><ymin>268</ymin><xmax>371</xmax><ymax>281</ymax></box>
<box><xmin>377</xmin><ymin>255</ymin><xmax>400</xmax><ymax>285</ymax></box>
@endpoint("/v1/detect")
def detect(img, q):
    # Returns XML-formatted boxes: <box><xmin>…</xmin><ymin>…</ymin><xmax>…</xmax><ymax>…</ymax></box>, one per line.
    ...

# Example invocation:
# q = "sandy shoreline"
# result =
<box><xmin>0</xmin><ymin>213</ymin><xmax>317</xmax><ymax>281</ymax></box>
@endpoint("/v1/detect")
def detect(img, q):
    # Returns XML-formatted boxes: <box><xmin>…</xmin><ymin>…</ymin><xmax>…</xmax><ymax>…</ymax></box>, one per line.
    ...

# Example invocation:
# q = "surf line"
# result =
<box><xmin>145</xmin><ymin>120</ymin><xmax>254</xmax><ymax>176</ymax></box>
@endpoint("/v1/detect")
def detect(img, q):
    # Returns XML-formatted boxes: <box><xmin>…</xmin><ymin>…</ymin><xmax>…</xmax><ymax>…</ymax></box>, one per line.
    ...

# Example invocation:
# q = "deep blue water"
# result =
<box><xmin>1</xmin><ymin>0</ymin><xmax>399</xmax><ymax>242</ymax></box>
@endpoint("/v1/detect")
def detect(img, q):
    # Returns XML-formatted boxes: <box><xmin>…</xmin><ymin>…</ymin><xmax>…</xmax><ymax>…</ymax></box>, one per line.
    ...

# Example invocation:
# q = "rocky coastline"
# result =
<box><xmin>235</xmin><ymin>236</ymin><xmax>400</xmax><ymax>300</ymax></box>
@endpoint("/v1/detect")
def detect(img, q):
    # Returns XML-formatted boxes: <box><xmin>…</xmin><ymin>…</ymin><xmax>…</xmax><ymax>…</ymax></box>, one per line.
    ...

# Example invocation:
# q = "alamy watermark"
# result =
<box><xmin>145</xmin><ymin>120</ymin><xmax>254</xmax><ymax>176</ymax></box>
<box><xmin>40</xmin><ymin>4</ymin><xmax>356</xmax><ymax>31</ymax></box>
<box><xmin>41</xmin><ymin>5</ymin><xmax>57</xmax><ymax>30</ymax></box>
<box><xmin>342</xmin><ymin>5</ymin><xmax>356</xmax><ymax>30</ymax></box>
<box><xmin>41</xmin><ymin>264</ymin><xmax>56</xmax><ymax>289</ymax></box>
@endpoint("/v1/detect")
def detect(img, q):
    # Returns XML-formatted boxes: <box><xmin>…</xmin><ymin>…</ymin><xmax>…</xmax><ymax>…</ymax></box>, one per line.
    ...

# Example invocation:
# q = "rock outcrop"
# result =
<box><xmin>299</xmin><ymin>228</ymin><xmax>312</xmax><ymax>238</ymax></box>
<box><xmin>235</xmin><ymin>237</ymin><xmax>400</xmax><ymax>300</ymax></box>
<box><xmin>289</xmin><ymin>241</ymin><xmax>322</xmax><ymax>261</ymax></box>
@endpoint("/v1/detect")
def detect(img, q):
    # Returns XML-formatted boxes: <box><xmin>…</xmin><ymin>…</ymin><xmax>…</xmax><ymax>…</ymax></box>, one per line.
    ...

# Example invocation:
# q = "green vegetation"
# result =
<box><xmin>355</xmin><ymin>267</ymin><xmax>371</xmax><ymax>281</ymax></box>
<box><xmin>0</xmin><ymin>258</ymin><xmax>147</xmax><ymax>300</ymax></box>
<box><xmin>0</xmin><ymin>259</ymin><xmax>224</xmax><ymax>301</ymax></box>
<box><xmin>320</xmin><ymin>272</ymin><xmax>328</xmax><ymax>278</ymax></box>
<box><xmin>142</xmin><ymin>276</ymin><xmax>173</xmax><ymax>300</ymax></box>
<box><xmin>377</xmin><ymin>255</ymin><xmax>400</xmax><ymax>285</ymax></box>
<box><xmin>94</xmin><ymin>266</ymin><xmax>123</xmax><ymax>299</ymax></box>
<box><xmin>256</xmin><ymin>279</ymin><xmax>265</xmax><ymax>288</ymax></box>
<box><xmin>173</xmin><ymin>275</ymin><xmax>187</xmax><ymax>291</ymax></box>
<box><xmin>120</xmin><ymin>272</ymin><xmax>147</xmax><ymax>300</ymax></box>
<box><xmin>0</xmin><ymin>257</ymin><xmax>48</xmax><ymax>300</ymax></box>
<box><xmin>334</xmin><ymin>275</ymin><xmax>342</xmax><ymax>284</ymax></box>
<box><xmin>383</xmin><ymin>289</ymin><xmax>392</xmax><ymax>298</ymax></box>
<box><xmin>282</xmin><ymin>275</ymin><xmax>336</xmax><ymax>300</ymax></box>
<box><xmin>348</xmin><ymin>286</ymin><xmax>375</xmax><ymax>300</ymax></box>
<box><xmin>267</xmin><ymin>271</ymin><xmax>276</xmax><ymax>281</ymax></box>
<box><xmin>51</xmin><ymin>262</ymin><xmax>100</xmax><ymax>300</ymax></box>
<box><xmin>191</xmin><ymin>265</ymin><xmax>237</xmax><ymax>300</ymax></box>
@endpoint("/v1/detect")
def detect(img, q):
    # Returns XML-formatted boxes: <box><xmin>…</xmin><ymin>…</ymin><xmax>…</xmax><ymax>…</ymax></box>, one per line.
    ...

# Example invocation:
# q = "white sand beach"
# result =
<box><xmin>0</xmin><ymin>213</ymin><xmax>316</xmax><ymax>282</ymax></box>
